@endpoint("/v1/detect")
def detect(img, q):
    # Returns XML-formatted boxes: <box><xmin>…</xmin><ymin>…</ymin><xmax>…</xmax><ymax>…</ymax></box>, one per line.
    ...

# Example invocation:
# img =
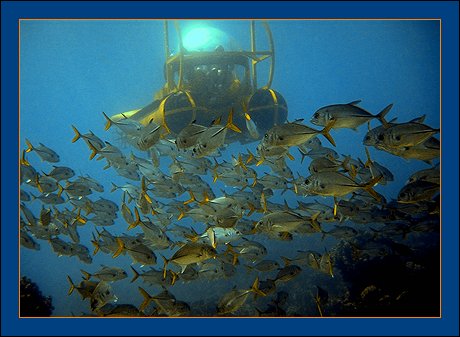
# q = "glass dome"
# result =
<box><xmin>181</xmin><ymin>24</ymin><xmax>240</xmax><ymax>52</ymax></box>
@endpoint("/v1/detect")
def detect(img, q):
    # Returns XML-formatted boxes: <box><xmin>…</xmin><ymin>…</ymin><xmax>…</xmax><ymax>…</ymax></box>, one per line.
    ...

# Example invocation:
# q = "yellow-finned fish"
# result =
<box><xmin>311</xmin><ymin>101</ymin><xmax>392</xmax><ymax>130</ymax></box>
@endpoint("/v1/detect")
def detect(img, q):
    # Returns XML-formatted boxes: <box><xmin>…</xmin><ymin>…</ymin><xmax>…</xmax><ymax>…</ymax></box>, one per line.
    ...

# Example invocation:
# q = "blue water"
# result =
<box><xmin>20</xmin><ymin>19</ymin><xmax>440</xmax><ymax>316</ymax></box>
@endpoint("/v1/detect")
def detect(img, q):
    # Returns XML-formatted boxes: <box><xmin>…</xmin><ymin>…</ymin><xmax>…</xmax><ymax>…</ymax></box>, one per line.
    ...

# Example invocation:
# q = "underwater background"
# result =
<box><xmin>19</xmin><ymin>19</ymin><xmax>440</xmax><ymax>317</ymax></box>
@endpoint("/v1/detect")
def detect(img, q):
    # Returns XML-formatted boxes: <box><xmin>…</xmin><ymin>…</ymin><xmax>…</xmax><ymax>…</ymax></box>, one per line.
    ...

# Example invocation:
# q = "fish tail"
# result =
<box><xmin>256</xmin><ymin>155</ymin><xmax>265</xmax><ymax>166</ymax></box>
<box><xmin>237</xmin><ymin>153</ymin><xmax>248</xmax><ymax>171</ymax></box>
<box><xmin>112</xmin><ymin>238</ymin><xmax>125</xmax><ymax>258</ymax></box>
<box><xmin>141</xmin><ymin>177</ymin><xmax>152</xmax><ymax>204</ymax></box>
<box><xmin>130</xmin><ymin>266</ymin><xmax>140</xmax><ymax>283</ymax></box>
<box><xmin>246</xmin><ymin>149</ymin><xmax>255</xmax><ymax>164</ymax></box>
<box><xmin>320</xmin><ymin>120</ymin><xmax>336</xmax><ymax>147</ymax></box>
<box><xmin>71</xmin><ymin>125</ymin><xmax>81</xmax><ymax>143</ymax></box>
<box><xmin>35</xmin><ymin>174</ymin><xmax>43</xmax><ymax>194</ymax></box>
<box><xmin>66</xmin><ymin>275</ymin><xmax>75</xmax><ymax>296</ymax></box>
<box><xmin>183</xmin><ymin>191</ymin><xmax>196</xmax><ymax>205</ymax></box>
<box><xmin>244</xmin><ymin>204</ymin><xmax>255</xmax><ymax>218</ymax></box>
<box><xmin>110</xmin><ymin>182</ymin><xmax>119</xmax><ymax>193</ymax></box>
<box><xmin>225</xmin><ymin>108</ymin><xmax>242</xmax><ymax>133</ymax></box>
<box><xmin>315</xmin><ymin>296</ymin><xmax>323</xmax><ymax>317</ymax></box>
<box><xmin>20</xmin><ymin>150</ymin><xmax>30</xmax><ymax>166</ymax></box>
<box><xmin>75</xmin><ymin>208</ymin><xmax>87</xmax><ymax>224</ymax></box>
<box><xmin>25</xmin><ymin>139</ymin><xmax>34</xmax><ymax>153</ymax></box>
<box><xmin>91</xmin><ymin>240</ymin><xmax>100</xmax><ymax>255</ymax></box>
<box><xmin>310</xmin><ymin>211</ymin><xmax>322</xmax><ymax>233</ymax></box>
<box><xmin>362</xmin><ymin>175</ymin><xmax>383</xmax><ymax>202</ymax></box>
<box><xmin>87</xmin><ymin>141</ymin><xmax>99</xmax><ymax>160</ymax></box>
<box><xmin>138</xmin><ymin>286</ymin><xmax>153</xmax><ymax>312</ymax></box>
<box><xmin>281</xmin><ymin>256</ymin><xmax>292</xmax><ymax>267</ymax></box>
<box><xmin>225</xmin><ymin>243</ymin><xmax>239</xmax><ymax>265</ymax></box>
<box><xmin>364</xmin><ymin>147</ymin><xmax>373</xmax><ymax>168</ymax></box>
<box><xmin>200</xmin><ymin>190</ymin><xmax>211</xmax><ymax>204</ymax></box>
<box><xmin>176</xmin><ymin>206</ymin><xmax>186</xmax><ymax>221</ymax></box>
<box><xmin>170</xmin><ymin>270</ymin><xmax>178</xmax><ymax>286</ymax></box>
<box><xmin>161</xmin><ymin>254</ymin><xmax>169</xmax><ymax>279</ymax></box>
<box><xmin>80</xmin><ymin>269</ymin><xmax>91</xmax><ymax>281</ymax></box>
<box><xmin>184</xmin><ymin>227</ymin><xmax>200</xmax><ymax>243</ymax></box>
<box><xmin>298</xmin><ymin>147</ymin><xmax>308</xmax><ymax>164</ymax></box>
<box><xmin>102</xmin><ymin>111</ymin><xmax>112</xmax><ymax>131</ymax></box>
<box><xmin>376</xmin><ymin>103</ymin><xmax>393</xmax><ymax>128</ymax></box>
<box><xmin>127</xmin><ymin>207</ymin><xmax>141</xmax><ymax>230</ymax></box>
<box><xmin>251</xmin><ymin>277</ymin><xmax>266</xmax><ymax>298</ymax></box>
<box><xmin>349</xmin><ymin>164</ymin><xmax>358</xmax><ymax>180</ymax></box>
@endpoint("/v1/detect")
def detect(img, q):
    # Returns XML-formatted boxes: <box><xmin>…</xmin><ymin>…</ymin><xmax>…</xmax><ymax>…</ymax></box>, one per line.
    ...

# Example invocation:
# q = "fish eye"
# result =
<box><xmin>364</xmin><ymin>135</ymin><xmax>370</xmax><ymax>141</ymax></box>
<box><xmin>378</xmin><ymin>134</ymin><xmax>384</xmax><ymax>141</ymax></box>
<box><xmin>264</xmin><ymin>134</ymin><xmax>269</xmax><ymax>138</ymax></box>
<box><xmin>313</xmin><ymin>113</ymin><xmax>319</xmax><ymax>118</ymax></box>
<box><xmin>305</xmin><ymin>179</ymin><xmax>310</xmax><ymax>184</ymax></box>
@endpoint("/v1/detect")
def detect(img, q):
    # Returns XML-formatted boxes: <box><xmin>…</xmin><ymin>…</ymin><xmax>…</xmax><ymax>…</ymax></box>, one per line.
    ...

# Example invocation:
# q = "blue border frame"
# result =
<box><xmin>2</xmin><ymin>1</ymin><xmax>458</xmax><ymax>336</ymax></box>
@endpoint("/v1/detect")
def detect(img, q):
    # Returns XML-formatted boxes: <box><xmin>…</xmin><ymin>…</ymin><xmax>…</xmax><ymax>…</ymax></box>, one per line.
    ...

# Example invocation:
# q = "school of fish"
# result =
<box><xmin>20</xmin><ymin>100</ymin><xmax>440</xmax><ymax>316</ymax></box>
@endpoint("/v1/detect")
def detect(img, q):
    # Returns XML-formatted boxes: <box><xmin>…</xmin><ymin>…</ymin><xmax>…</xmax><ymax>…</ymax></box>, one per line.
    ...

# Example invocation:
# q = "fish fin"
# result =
<box><xmin>75</xmin><ymin>208</ymin><xmax>87</xmax><ymax>224</ymax></box>
<box><xmin>281</xmin><ymin>256</ymin><xmax>291</xmax><ymax>267</ymax></box>
<box><xmin>80</xmin><ymin>269</ymin><xmax>91</xmax><ymax>280</ymax></box>
<box><xmin>25</xmin><ymin>139</ymin><xmax>34</xmax><ymax>153</ymax></box>
<box><xmin>247</xmin><ymin>203</ymin><xmax>256</xmax><ymax>216</ymax></box>
<box><xmin>315</xmin><ymin>296</ymin><xmax>323</xmax><ymax>317</ymax></box>
<box><xmin>310</xmin><ymin>212</ymin><xmax>322</xmax><ymax>232</ymax></box>
<box><xmin>225</xmin><ymin>108</ymin><xmax>242</xmax><ymax>133</ymax></box>
<box><xmin>87</xmin><ymin>141</ymin><xmax>99</xmax><ymax>160</ymax></box>
<box><xmin>130</xmin><ymin>266</ymin><xmax>139</xmax><ymax>283</ymax></box>
<box><xmin>138</xmin><ymin>287</ymin><xmax>152</xmax><ymax>312</ymax></box>
<box><xmin>364</xmin><ymin>147</ymin><xmax>373</xmax><ymax>168</ymax></box>
<box><xmin>246</xmin><ymin>149</ymin><xmax>255</xmax><ymax>164</ymax></box>
<box><xmin>71</xmin><ymin>125</ymin><xmax>81</xmax><ymax>143</ymax></box>
<box><xmin>244</xmin><ymin>265</ymin><xmax>254</xmax><ymax>273</ymax></box>
<box><xmin>375</xmin><ymin>103</ymin><xmax>393</xmax><ymax>128</ymax></box>
<box><xmin>333</xmin><ymin>197</ymin><xmax>338</xmax><ymax>217</ymax></box>
<box><xmin>127</xmin><ymin>207</ymin><xmax>141</xmax><ymax>230</ymax></box>
<box><xmin>66</xmin><ymin>275</ymin><xmax>75</xmax><ymax>296</ymax></box>
<box><xmin>112</xmin><ymin>238</ymin><xmax>125</xmax><ymax>258</ymax></box>
<box><xmin>410</xmin><ymin>114</ymin><xmax>426</xmax><ymax>124</ymax></box>
<box><xmin>260</xmin><ymin>191</ymin><xmax>267</xmax><ymax>213</ymax></box>
<box><xmin>20</xmin><ymin>150</ymin><xmax>30</xmax><ymax>166</ymax></box>
<box><xmin>320</xmin><ymin>120</ymin><xmax>336</xmax><ymax>147</ymax></box>
<box><xmin>183</xmin><ymin>191</ymin><xmax>196</xmax><ymax>205</ymax></box>
<box><xmin>91</xmin><ymin>240</ymin><xmax>100</xmax><ymax>255</ymax></box>
<box><xmin>176</xmin><ymin>207</ymin><xmax>186</xmax><ymax>221</ymax></box>
<box><xmin>251</xmin><ymin>277</ymin><xmax>266</xmax><ymax>298</ymax></box>
<box><xmin>298</xmin><ymin>147</ymin><xmax>308</xmax><ymax>164</ymax></box>
<box><xmin>102</xmin><ymin>112</ymin><xmax>112</xmax><ymax>131</ymax></box>
<box><xmin>349</xmin><ymin>164</ymin><xmax>357</xmax><ymax>180</ymax></box>
<box><xmin>361</xmin><ymin>175</ymin><xmax>384</xmax><ymax>202</ymax></box>
<box><xmin>347</xmin><ymin>100</ymin><xmax>362</xmax><ymax>106</ymax></box>
<box><xmin>161</xmin><ymin>254</ymin><xmax>169</xmax><ymax>279</ymax></box>
<box><xmin>34</xmin><ymin>174</ymin><xmax>43</xmax><ymax>193</ymax></box>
